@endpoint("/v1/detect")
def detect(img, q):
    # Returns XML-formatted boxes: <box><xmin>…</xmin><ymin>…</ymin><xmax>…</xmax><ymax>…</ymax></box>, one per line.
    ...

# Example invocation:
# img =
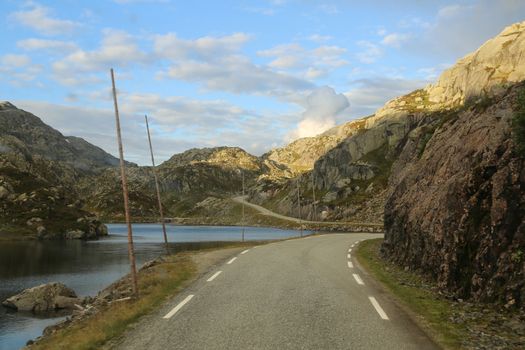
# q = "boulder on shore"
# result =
<box><xmin>1</xmin><ymin>282</ymin><xmax>82</xmax><ymax>313</ymax></box>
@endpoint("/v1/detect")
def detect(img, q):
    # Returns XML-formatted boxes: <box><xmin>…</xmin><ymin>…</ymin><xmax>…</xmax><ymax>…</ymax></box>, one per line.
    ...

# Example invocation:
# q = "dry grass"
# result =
<box><xmin>30</xmin><ymin>254</ymin><xmax>196</xmax><ymax>350</ymax></box>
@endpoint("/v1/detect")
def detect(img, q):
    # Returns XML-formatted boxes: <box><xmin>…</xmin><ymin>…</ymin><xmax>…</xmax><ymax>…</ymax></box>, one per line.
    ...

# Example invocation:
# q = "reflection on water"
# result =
<box><xmin>0</xmin><ymin>224</ymin><xmax>309</xmax><ymax>350</ymax></box>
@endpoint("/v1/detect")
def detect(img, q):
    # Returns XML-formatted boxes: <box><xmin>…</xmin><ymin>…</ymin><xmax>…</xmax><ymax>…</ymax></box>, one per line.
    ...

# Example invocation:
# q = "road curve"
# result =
<box><xmin>231</xmin><ymin>196</ymin><xmax>382</xmax><ymax>227</ymax></box>
<box><xmin>116</xmin><ymin>233</ymin><xmax>437</xmax><ymax>350</ymax></box>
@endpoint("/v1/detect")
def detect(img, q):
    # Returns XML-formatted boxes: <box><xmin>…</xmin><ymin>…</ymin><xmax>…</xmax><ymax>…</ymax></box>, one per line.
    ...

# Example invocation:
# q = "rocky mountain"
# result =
<box><xmin>0</xmin><ymin>102</ymin><xmax>127</xmax><ymax>174</ymax></box>
<box><xmin>380</xmin><ymin>22</ymin><xmax>525</xmax><ymax>309</ymax></box>
<box><xmin>383</xmin><ymin>82</ymin><xmax>525</xmax><ymax>308</ymax></box>
<box><xmin>82</xmin><ymin>146</ymin><xmax>267</xmax><ymax>220</ymax></box>
<box><xmin>263</xmin><ymin>118</ymin><xmax>368</xmax><ymax>173</ymax></box>
<box><xmin>250</xmin><ymin>21</ymin><xmax>525</xmax><ymax>228</ymax></box>
<box><xmin>0</xmin><ymin>102</ymin><xmax>114</xmax><ymax>239</ymax></box>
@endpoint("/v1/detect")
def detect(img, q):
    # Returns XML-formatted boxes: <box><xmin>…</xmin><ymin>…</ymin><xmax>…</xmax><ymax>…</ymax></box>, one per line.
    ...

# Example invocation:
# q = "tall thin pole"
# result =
<box><xmin>111</xmin><ymin>68</ymin><xmax>138</xmax><ymax>297</ymax></box>
<box><xmin>145</xmin><ymin>115</ymin><xmax>169</xmax><ymax>255</ymax></box>
<box><xmin>241</xmin><ymin>170</ymin><xmax>245</xmax><ymax>242</ymax></box>
<box><xmin>297</xmin><ymin>178</ymin><xmax>303</xmax><ymax>237</ymax></box>
<box><xmin>311</xmin><ymin>173</ymin><xmax>317</xmax><ymax>222</ymax></box>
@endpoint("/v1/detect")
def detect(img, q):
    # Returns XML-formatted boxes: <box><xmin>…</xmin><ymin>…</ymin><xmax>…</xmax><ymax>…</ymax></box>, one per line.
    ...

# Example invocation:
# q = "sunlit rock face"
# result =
<box><xmin>381</xmin><ymin>21</ymin><xmax>525</xmax><ymax>309</ymax></box>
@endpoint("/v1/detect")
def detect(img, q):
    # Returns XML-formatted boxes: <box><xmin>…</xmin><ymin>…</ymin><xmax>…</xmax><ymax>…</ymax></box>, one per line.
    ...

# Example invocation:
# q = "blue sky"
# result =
<box><xmin>1</xmin><ymin>0</ymin><xmax>524</xmax><ymax>164</ymax></box>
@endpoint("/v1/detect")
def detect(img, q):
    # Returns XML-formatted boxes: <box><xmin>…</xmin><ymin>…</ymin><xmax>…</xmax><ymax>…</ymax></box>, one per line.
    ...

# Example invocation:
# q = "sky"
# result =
<box><xmin>1</xmin><ymin>0</ymin><xmax>524</xmax><ymax>165</ymax></box>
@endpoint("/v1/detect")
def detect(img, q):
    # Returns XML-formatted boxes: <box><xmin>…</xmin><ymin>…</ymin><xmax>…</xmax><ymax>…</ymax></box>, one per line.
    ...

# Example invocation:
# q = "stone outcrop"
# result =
<box><xmin>383</xmin><ymin>82</ymin><xmax>525</xmax><ymax>307</ymax></box>
<box><xmin>2</xmin><ymin>282</ymin><xmax>82</xmax><ymax>312</ymax></box>
<box><xmin>380</xmin><ymin>21</ymin><xmax>525</xmax><ymax>308</ymax></box>
<box><xmin>263</xmin><ymin>118</ymin><xmax>369</xmax><ymax>172</ymax></box>
<box><xmin>425</xmin><ymin>22</ymin><xmax>525</xmax><ymax>108</ymax></box>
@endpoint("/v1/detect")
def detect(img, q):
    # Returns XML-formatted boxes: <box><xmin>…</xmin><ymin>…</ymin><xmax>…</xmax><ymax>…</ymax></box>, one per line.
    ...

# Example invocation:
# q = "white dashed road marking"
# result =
<box><xmin>241</xmin><ymin>249</ymin><xmax>250</xmax><ymax>255</ymax></box>
<box><xmin>352</xmin><ymin>273</ymin><xmax>365</xmax><ymax>285</ymax></box>
<box><xmin>369</xmin><ymin>296</ymin><xmax>389</xmax><ymax>320</ymax></box>
<box><xmin>347</xmin><ymin>261</ymin><xmax>353</xmax><ymax>268</ymax></box>
<box><xmin>227</xmin><ymin>257</ymin><xmax>237</xmax><ymax>265</ymax></box>
<box><xmin>207</xmin><ymin>271</ymin><xmax>222</xmax><ymax>282</ymax></box>
<box><xmin>163</xmin><ymin>295</ymin><xmax>194</xmax><ymax>319</ymax></box>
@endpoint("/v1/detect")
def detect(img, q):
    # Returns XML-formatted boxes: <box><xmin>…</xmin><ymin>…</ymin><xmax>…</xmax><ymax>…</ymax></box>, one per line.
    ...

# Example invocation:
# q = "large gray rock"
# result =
<box><xmin>2</xmin><ymin>282</ymin><xmax>82</xmax><ymax>312</ymax></box>
<box><xmin>425</xmin><ymin>21</ymin><xmax>525</xmax><ymax>108</ymax></box>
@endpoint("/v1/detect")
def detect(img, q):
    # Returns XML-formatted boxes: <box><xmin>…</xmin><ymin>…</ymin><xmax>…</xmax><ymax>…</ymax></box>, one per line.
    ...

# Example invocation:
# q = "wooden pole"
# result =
<box><xmin>311</xmin><ymin>173</ymin><xmax>317</xmax><ymax>222</ymax></box>
<box><xmin>110</xmin><ymin>68</ymin><xmax>138</xmax><ymax>297</ymax></box>
<box><xmin>145</xmin><ymin>115</ymin><xmax>169</xmax><ymax>255</ymax></box>
<box><xmin>241</xmin><ymin>170</ymin><xmax>245</xmax><ymax>242</ymax></box>
<box><xmin>297</xmin><ymin>178</ymin><xmax>303</xmax><ymax>237</ymax></box>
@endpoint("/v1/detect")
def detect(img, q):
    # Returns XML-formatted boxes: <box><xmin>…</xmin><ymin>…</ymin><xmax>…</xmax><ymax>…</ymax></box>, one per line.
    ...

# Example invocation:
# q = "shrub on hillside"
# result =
<box><xmin>512</xmin><ymin>87</ymin><xmax>525</xmax><ymax>157</ymax></box>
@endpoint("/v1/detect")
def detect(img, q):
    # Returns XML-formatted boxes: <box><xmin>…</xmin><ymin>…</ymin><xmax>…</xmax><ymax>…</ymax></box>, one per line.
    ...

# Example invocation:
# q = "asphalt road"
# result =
<box><xmin>116</xmin><ymin>233</ymin><xmax>438</xmax><ymax>350</ymax></box>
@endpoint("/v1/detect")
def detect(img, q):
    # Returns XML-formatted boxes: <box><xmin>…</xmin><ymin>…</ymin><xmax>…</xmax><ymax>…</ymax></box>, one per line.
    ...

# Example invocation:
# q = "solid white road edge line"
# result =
<box><xmin>163</xmin><ymin>295</ymin><xmax>194</xmax><ymax>319</ymax></box>
<box><xmin>352</xmin><ymin>273</ymin><xmax>365</xmax><ymax>285</ymax></box>
<box><xmin>227</xmin><ymin>257</ymin><xmax>237</xmax><ymax>265</ymax></box>
<box><xmin>241</xmin><ymin>249</ymin><xmax>250</xmax><ymax>254</ymax></box>
<box><xmin>347</xmin><ymin>261</ymin><xmax>353</xmax><ymax>268</ymax></box>
<box><xmin>207</xmin><ymin>271</ymin><xmax>222</xmax><ymax>282</ymax></box>
<box><xmin>369</xmin><ymin>296</ymin><xmax>390</xmax><ymax>320</ymax></box>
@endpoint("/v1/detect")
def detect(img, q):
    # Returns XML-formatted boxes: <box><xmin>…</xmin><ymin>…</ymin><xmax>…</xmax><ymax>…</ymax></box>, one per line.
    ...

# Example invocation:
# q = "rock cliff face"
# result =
<box><xmin>425</xmin><ymin>21</ymin><xmax>525</xmax><ymax>108</ymax></box>
<box><xmin>383</xmin><ymin>83</ymin><xmax>525</xmax><ymax>308</ymax></box>
<box><xmin>263</xmin><ymin>118</ymin><xmax>368</xmax><ymax>173</ymax></box>
<box><xmin>381</xmin><ymin>22</ymin><xmax>525</xmax><ymax>308</ymax></box>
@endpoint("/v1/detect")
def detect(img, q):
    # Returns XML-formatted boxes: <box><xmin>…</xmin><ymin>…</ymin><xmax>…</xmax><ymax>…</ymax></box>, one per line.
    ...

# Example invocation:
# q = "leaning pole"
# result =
<box><xmin>110</xmin><ymin>68</ymin><xmax>139</xmax><ymax>296</ymax></box>
<box><xmin>144</xmin><ymin>115</ymin><xmax>170</xmax><ymax>254</ymax></box>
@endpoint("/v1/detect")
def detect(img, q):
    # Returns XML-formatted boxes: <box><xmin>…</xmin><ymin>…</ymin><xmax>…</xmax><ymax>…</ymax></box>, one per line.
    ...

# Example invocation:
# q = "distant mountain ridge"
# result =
<box><xmin>0</xmin><ymin>102</ymin><xmax>117</xmax><ymax>239</ymax></box>
<box><xmin>0</xmin><ymin>101</ymin><xmax>131</xmax><ymax>173</ymax></box>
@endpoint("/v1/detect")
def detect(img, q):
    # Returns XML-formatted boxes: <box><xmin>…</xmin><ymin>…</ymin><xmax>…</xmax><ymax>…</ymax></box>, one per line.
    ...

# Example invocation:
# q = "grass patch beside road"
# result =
<box><xmin>356</xmin><ymin>239</ymin><xmax>525</xmax><ymax>349</ymax></box>
<box><xmin>355</xmin><ymin>238</ymin><xmax>465</xmax><ymax>349</ymax></box>
<box><xmin>30</xmin><ymin>253</ymin><xmax>196</xmax><ymax>350</ymax></box>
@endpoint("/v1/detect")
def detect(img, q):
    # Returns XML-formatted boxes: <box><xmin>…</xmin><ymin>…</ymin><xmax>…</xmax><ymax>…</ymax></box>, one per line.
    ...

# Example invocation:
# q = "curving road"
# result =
<box><xmin>116</xmin><ymin>234</ymin><xmax>437</xmax><ymax>350</ymax></box>
<box><xmin>232</xmin><ymin>196</ymin><xmax>382</xmax><ymax>227</ymax></box>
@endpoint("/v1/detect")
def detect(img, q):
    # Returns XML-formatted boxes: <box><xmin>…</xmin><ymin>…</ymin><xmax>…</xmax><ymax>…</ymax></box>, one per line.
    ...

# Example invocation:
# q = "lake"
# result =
<box><xmin>0</xmin><ymin>224</ymin><xmax>311</xmax><ymax>350</ymax></box>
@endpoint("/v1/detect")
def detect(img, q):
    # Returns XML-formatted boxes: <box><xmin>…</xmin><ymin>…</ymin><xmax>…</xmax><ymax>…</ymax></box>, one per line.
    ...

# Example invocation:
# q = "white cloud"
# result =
<box><xmin>344</xmin><ymin>77</ymin><xmax>429</xmax><ymax>118</ymax></box>
<box><xmin>16</xmin><ymin>38</ymin><xmax>78</xmax><ymax>53</ymax></box>
<box><xmin>318</xmin><ymin>4</ymin><xmax>339</xmax><ymax>15</ymax></box>
<box><xmin>308</xmin><ymin>34</ymin><xmax>332</xmax><ymax>42</ymax></box>
<box><xmin>268</xmin><ymin>55</ymin><xmax>302</xmax><ymax>69</ymax></box>
<box><xmin>0</xmin><ymin>54</ymin><xmax>42</xmax><ymax>85</ymax></box>
<box><xmin>1</xmin><ymin>54</ymin><xmax>31</xmax><ymax>68</ymax></box>
<box><xmin>287</xmin><ymin>86</ymin><xmax>349</xmax><ymax>140</ymax></box>
<box><xmin>9</xmin><ymin>2</ymin><xmax>81</xmax><ymax>36</ymax></box>
<box><xmin>258</xmin><ymin>43</ymin><xmax>348</xmax><ymax>80</ymax></box>
<box><xmin>154</xmin><ymin>32</ymin><xmax>251</xmax><ymax>60</ymax></box>
<box><xmin>52</xmin><ymin>29</ymin><xmax>148</xmax><ymax>86</ymax></box>
<box><xmin>13</xmin><ymin>95</ymin><xmax>290</xmax><ymax>164</ymax></box>
<box><xmin>355</xmin><ymin>41</ymin><xmax>383</xmax><ymax>64</ymax></box>
<box><xmin>160</xmin><ymin>55</ymin><xmax>313</xmax><ymax>95</ymax></box>
<box><xmin>395</xmin><ymin>1</ymin><xmax>525</xmax><ymax>60</ymax></box>
<box><xmin>114</xmin><ymin>0</ymin><xmax>169</xmax><ymax>3</ymax></box>
<box><xmin>153</xmin><ymin>34</ymin><xmax>314</xmax><ymax>96</ymax></box>
<box><xmin>381</xmin><ymin>33</ymin><xmax>410</xmax><ymax>48</ymax></box>
<box><xmin>437</xmin><ymin>4</ymin><xmax>470</xmax><ymax>19</ymax></box>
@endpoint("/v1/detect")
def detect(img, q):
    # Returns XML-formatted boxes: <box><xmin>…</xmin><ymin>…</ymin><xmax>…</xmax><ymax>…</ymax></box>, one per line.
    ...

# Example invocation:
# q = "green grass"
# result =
<box><xmin>356</xmin><ymin>239</ymin><xmax>466</xmax><ymax>349</ymax></box>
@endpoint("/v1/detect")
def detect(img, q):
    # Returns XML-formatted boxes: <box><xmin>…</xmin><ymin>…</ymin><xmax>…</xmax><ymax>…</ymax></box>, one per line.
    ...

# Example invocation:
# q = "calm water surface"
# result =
<box><xmin>0</xmin><ymin>224</ymin><xmax>310</xmax><ymax>350</ymax></box>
